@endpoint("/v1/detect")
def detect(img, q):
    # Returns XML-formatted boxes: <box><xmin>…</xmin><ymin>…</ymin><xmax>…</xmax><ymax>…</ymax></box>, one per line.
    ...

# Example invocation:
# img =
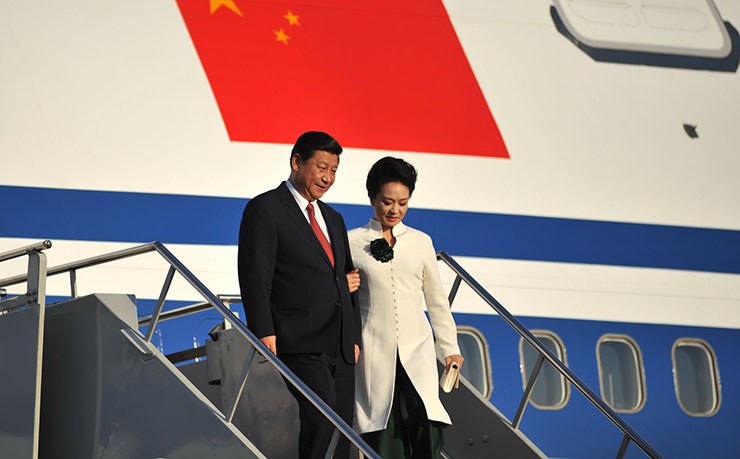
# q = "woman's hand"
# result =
<box><xmin>444</xmin><ymin>354</ymin><xmax>464</xmax><ymax>374</ymax></box>
<box><xmin>346</xmin><ymin>268</ymin><xmax>360</xmax><ymax>293</ymax></box>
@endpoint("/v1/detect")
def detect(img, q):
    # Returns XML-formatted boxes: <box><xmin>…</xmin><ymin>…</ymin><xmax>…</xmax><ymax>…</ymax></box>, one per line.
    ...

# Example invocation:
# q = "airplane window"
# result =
<box><xmin>519</xmin><ymin>331</ymin><xmax>569</xmax><ymax>409</ymax></box>
<box><xmin>456</xmin><ymin>327</ymin><xmax>492</xmax><ymax>398</ymax></box>
<box><xmin>672</xmin><ymin>339</ymin><xmax>721</xmax><ymax>416</ymax></box>
<box><xmin>597</xmin><ymin>335</ymin><xmax>645</xmax><ymax>413</ymax></box>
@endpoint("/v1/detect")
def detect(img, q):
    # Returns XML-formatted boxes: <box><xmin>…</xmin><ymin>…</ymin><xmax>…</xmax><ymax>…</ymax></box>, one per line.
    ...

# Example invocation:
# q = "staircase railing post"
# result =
<box><xmin>447</xmin><ymin>275</ymin><xmax>462</xmax><ymax>307</ymax></box>
<box><xmin>144</xmin><ymin>266</ymin><xmax>176</xmax><ymax>343</ymax></box>
<box><xmin>69</xmin><ymin>269</ymin><xmax>78</xmax><ymax>298</ymax></box>
<box><xmin>323</xmin><ymin>428</ymin><xmax>340</xmax><ymax>459</ymax></box>
<box><xmin>616</xmin><ymin>433</ymin><xmax>631</xmax><ymax>459</ymax></box>
<box><xmin>513</xmin><ymin>353</ymin><xmax>544</xmax><ymax>429</ymax></box>
<box><xmin>26</xmin><ymin>251</ymin><xmax>48</xmax><ymax>310</ymax></box>
<box><xmin>225</xmin><ymin>346</ymin><xmax>257</xmax><ymax>423</ymax></box>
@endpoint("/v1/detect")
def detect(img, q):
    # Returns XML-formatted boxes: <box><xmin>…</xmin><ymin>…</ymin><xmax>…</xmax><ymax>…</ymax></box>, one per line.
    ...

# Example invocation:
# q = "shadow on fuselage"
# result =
<box><xmin>550</xmin><ymin>6</ymin><xmax>740</xmax><ymax>73</ymax></box>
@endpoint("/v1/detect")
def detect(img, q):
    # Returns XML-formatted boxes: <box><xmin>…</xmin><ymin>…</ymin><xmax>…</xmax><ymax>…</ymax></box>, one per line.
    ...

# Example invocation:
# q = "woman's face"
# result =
<box><xmin>371</xmin><ymin>181</ymin><xmax>410</xmax><ymax>230</ymax></box>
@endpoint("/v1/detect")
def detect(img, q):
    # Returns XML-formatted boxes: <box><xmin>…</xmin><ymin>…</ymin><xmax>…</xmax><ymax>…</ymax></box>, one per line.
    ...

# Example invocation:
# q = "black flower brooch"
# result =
<box><xmin>369</xmin><ymin>238</ymin><xmax>394</xmax><ymax>263</ymax></box>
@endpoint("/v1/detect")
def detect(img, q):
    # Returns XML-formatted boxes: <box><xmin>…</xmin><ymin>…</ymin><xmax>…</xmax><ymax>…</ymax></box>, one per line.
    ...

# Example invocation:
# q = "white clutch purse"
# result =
<box><xmin>440</xmin><ymin>362</ymin><xmax>461</xmax><ymax>393</ymax></box>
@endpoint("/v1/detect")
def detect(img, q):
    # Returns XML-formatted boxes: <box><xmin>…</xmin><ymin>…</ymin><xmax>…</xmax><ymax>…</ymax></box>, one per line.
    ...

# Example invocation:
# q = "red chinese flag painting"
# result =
<box><xmin>176</xmin><ymin>0</ymin><xmax>509</xmax><ymax>158</ymax></box>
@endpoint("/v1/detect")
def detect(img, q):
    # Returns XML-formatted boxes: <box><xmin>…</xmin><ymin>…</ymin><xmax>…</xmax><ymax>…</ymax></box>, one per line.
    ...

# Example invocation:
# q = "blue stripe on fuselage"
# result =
<box><xmin>2</xmin><ymin>185</ymin><xmax>739</xmax><ymax>274</ymax></box>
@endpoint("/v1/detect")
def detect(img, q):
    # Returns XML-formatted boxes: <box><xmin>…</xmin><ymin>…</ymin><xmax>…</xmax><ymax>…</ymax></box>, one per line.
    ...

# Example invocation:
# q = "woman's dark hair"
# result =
<box><xmin>366</xmin><ymin>157</ymin><xmax>418</xmax><ymax>199</ymax></box>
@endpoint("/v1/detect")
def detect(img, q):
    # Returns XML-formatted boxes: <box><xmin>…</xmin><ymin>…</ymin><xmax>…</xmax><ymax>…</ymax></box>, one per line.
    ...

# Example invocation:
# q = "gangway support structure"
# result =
<box><xmin>39</xmin><ymin>293</ymin><xmax>265</xmax><ymax>459</ymax></box>
<box><xmin>0</xmin><ymin>240</ymin><xmax>380</xmax><ymax>459</ymax></box>
<box><xmin>1</xmin><ymin>240</ymin><xmax>663</xmax><ymax>458</ymax></box>
<box><xmin>179</xmin><ymin>326</ymin><xmax>548</xmax><ymax>458</ymax></box>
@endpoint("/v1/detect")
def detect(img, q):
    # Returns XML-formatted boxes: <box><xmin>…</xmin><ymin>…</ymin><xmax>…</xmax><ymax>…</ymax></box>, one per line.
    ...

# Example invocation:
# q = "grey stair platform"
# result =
<box><xmin>38</xmin><ymin>294</ymin><xmax>265</xmax><ymax>459</ymax></box>
<box><xmin>438</xmin><ymin>359</ymin><xmax>547</xmax><ymax>459</ymax></box>
<box><xmin>180</xmin><ymin>327</ymin><xmax>301</xmax><ymax>459</ymax></box>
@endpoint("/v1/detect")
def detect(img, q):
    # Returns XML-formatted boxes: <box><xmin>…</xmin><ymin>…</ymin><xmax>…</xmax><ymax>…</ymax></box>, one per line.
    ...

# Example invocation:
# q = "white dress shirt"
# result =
<box><xmin>286</xmin><ymin>179</ymin><xmax>332</xmax><ymax>244</ymax></box>
<box><xmin>349</xmin><ymin>218</ymin><xmax>460</xmax><ymax>433</ymax></box>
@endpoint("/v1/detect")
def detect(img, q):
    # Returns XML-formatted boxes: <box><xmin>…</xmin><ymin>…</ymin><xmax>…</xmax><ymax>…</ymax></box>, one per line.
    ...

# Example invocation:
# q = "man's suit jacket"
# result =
<box><xmin>237</xmin><ymin>182</ymin><xmax>361</xmax><ymax>364</ymax></box>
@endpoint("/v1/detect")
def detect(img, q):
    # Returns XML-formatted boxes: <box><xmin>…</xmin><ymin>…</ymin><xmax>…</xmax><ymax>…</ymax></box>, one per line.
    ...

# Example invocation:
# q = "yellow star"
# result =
<box><xmin>284</xmin><ymin>10</ymin><xmax>300</xmax><ymax>26</ymax></box>
<box><xmin>210</xmin><ymin>0</ymin><xmax>243</xmax><ymax>17</ymax></box>
<box><xmin>274</xmin><ymin>29</ymin><xmax>290</xmax><ymax>45</ymax></box>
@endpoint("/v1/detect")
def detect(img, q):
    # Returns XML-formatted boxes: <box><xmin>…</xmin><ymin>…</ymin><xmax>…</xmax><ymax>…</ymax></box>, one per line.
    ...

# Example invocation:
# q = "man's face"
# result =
<box><xmin>291</xmin><ymin>150</ymin><xmax>339</xmax><ymax>201</ymax></box>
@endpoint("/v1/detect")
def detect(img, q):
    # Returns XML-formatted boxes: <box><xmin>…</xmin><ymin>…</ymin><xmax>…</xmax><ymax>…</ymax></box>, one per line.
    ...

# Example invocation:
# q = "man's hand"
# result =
<box><xmin>261</xmin><ymin>335</ymin><xmax>277</xmax><ymax>355</ymax></box>
<box><xmin>346</xmin><ymin>269</ymin><xmax>360</xmax><ymax>293</ymax></box>
<box><xmin>355</xmin><ymin>344</ymin><xmax>361</xmax><ymax>364</ymax></box>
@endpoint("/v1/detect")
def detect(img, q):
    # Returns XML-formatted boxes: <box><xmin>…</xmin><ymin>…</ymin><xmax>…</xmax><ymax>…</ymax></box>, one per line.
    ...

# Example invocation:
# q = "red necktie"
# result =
<box><xmin>307</xmin><ymin>202</ymin><xmax>334</xmax><ymax>266</ymax></box>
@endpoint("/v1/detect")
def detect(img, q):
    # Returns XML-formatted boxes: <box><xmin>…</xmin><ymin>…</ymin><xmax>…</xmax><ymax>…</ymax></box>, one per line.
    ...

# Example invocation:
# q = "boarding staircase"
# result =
<box><xmin>0</xmin><ymin>240</ymin><xmax>663</xmax><ymax>459</ymax></box>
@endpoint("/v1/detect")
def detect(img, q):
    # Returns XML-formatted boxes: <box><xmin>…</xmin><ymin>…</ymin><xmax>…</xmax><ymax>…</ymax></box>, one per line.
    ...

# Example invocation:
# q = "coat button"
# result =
<box><xmin>335</xmin><ymin>302</ymin><xmax>342</xmax><ymax>308</ymax></box>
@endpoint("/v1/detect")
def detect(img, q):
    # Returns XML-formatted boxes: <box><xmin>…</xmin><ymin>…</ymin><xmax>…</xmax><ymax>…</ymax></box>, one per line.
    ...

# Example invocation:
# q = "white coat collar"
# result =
<box><xmin>368</xmin><ymin>218</ymin><xmax>407</xmax><ymax>237</ymax></box>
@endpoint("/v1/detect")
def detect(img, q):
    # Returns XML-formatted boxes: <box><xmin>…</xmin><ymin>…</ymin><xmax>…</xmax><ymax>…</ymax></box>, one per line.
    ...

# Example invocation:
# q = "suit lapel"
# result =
<box><xmin>277</xmin><ymin>183</ymin><xmax>335</xmax><ymax>270</ymax></box>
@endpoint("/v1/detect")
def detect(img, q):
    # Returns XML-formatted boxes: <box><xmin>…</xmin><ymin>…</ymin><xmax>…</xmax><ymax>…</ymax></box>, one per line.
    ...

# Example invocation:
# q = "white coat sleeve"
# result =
<box><xmin>420</xmin><ymin>233</ymin><xmax>461</xmax><ymax>358</ymax></box>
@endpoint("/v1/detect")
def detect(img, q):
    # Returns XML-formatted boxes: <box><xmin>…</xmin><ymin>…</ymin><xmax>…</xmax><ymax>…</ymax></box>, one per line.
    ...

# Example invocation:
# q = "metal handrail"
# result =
<box><xmin>0</xmin><ymin>241</ymin><xmax>380</xmax><ymax>459</ymax></box>
<box><xmin>436</xmin><ymin>251</ymin><xmax>662</xmax><ymax>459</ymax></box>
<box><xmin>0</xmin><ymin>240</ymin><xmax>50</xmax><ymax>314</ymax></box>
<box><xmin>133</xmin><ymin>252</ymin><xmax>664</xmax><ymax>458</ymax></box>
<box><xmin>0</xmin><ymin>240</ymin><xmax>52</xmax><ymax>264</ymax></box>
<box><xmin>138</xmin><ymin>299</ymin><xmax>213</xmax><ymax>326</ymax></box>
<box><xmin>0</xmin><ymin>243</ymin><xmax>155</xmax><ymax>288</ymax></box>
<box><xmin>0</xmin><ymin>241</ymin><xmax>661</xmax><ymax>457</ymax></box>
<box><xmin>138</xmin><ymin>295</ymin><xmax>241</xmax><ymax>327</ymax></box>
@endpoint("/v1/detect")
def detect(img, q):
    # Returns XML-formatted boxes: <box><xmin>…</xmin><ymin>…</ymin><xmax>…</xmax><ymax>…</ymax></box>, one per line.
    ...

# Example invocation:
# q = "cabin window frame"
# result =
<box><xmin>518</xmin><ymin>330</ymin><xmax>570</xmax><ymax>410</ymax></box>
<box><xmin>596</xmin><ymin>334</ymin><xmax>646</xmax><ymax>413</ymax></box>
<box><xmin>456</xmin><ymin>326</ymin><xmax>493</xmax><ymax>398</ymax></box>
<box><xmin>671</xmin><ymin>338</ymin><xmax>721</xmax><ymax>417</ymax></box>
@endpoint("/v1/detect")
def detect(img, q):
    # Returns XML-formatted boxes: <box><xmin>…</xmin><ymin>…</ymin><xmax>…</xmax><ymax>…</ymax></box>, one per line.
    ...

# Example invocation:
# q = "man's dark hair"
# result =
<box><xmin>291</xmin><ymin>131</ymin><xmax>343</xmax><ymax>162</ymax></box>
<box><xmin>366</xmin><ymin>157</ymin><xmax>418</xmax><ymax>199</ymax></box>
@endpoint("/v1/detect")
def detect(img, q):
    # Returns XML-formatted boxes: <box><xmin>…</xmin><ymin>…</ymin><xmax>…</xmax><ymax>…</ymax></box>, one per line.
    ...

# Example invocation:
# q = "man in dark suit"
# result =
<box><xmin>238</xmin><ymin>131</ymin><xmax>361</xmax><ymax>459</ymax></box>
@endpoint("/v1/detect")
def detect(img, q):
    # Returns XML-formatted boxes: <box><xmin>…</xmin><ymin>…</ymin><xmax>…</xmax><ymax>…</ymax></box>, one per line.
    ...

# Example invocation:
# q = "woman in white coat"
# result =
<box><xmin>349</xmin><ymin>157</ymin><xmax>464</xmax><ymax>458</ymax></box>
